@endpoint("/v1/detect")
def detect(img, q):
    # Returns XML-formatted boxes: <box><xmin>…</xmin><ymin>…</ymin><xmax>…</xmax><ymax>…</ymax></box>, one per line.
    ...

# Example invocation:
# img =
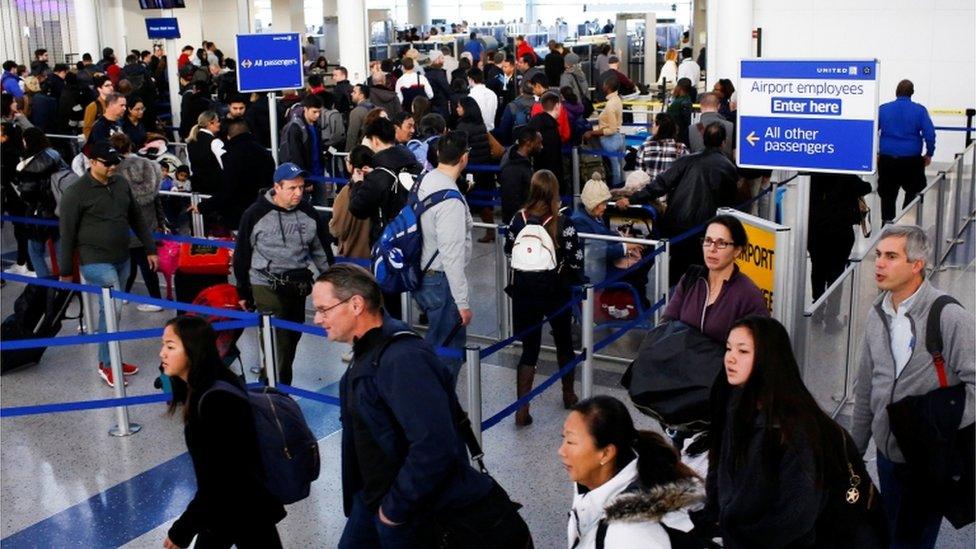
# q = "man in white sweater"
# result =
<box><xmin>414</xmin><ymin>131</ymin><xmax>473</xmax><ymax>387</ymax></box>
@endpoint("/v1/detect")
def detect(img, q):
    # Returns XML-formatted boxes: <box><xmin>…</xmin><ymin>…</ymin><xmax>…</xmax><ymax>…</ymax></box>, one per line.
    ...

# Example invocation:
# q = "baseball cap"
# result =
<box><xmin>273</xmin><ymin>162</ymin><xmax>308</xmax><ymax>183</ymax></box>
<box><xmin>86</xmin><ymin>142</ymin><xmax>122</xmax><ymax>166</ymax></box>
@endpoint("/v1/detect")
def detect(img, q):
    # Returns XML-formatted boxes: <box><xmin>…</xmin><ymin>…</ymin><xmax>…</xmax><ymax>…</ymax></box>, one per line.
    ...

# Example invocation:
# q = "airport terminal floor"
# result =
<box><xmin>3</xmin><ymin>2</ymin><xmax>976</xmax><ymax>547</ymax></box>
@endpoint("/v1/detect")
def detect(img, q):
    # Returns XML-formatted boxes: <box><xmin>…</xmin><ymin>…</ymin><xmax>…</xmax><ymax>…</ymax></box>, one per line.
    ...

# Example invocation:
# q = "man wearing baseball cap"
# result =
<box><xmin>234</xmin><ymin>162</ymin><xmax>334</xmax><ymax>385</ymax></box>
<box><xmin>58</xmin><ymin>142</ymin><xmax>159</xmax><ymax>388</ymax></box>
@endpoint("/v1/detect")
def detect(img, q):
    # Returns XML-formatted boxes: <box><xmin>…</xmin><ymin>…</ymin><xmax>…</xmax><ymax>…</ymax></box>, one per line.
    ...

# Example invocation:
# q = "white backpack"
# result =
<box><xmin>511</xmin><ymin>212</ymin><xmax>558</xmax><ymax>272</ymax></box>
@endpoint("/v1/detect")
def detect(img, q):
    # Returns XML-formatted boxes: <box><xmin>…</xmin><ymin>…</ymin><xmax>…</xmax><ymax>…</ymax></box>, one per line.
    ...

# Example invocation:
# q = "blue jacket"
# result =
<box><xmin>1</xmin><ymin>71</ymin><xmax>23</xmax><ymax>97</ymax></box>
<box><xmin>570</xmin><ymin>207</ymin><xmax>627</xmax><ymax>285</ymax></box>
<box><xmin>878</xmin><ymin>96</ymin><xmax>936</xmax><ymax>157</ymax></box>
<box><xmin>339</xmin><ymin>318</ymin><xmax>493</xmax><ymax>523</ymax></box>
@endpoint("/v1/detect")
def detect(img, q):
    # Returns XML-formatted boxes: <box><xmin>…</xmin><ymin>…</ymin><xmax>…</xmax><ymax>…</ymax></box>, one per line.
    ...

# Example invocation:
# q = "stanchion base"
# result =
<box><xmin>109</xmin><ymin>423</ymin><xmax>142</xmax><ymax>437</ymax></box>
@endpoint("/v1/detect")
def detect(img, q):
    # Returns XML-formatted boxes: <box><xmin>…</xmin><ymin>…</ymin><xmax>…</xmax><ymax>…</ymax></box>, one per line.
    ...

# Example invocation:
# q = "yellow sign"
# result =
<box><xmin>736</xmin><ymin>222</ymin><xmax>776</xmax><ymax>313</ymax></box>
<box><xmin>481</xmin><ymin>1</ymin><xmax>503</xmax><ymax>10</ymax></box>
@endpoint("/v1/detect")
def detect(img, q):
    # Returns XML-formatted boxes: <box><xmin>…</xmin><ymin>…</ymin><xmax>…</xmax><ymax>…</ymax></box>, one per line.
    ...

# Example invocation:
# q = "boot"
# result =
<box><xmin>561</xmin><ymin>368</ymin><xmax>579</xmax><ymax>409</ymax></box>
<box><xmin>515</xmin><ymin>364</ymin><xmax>535</xmax><ymax>426</ymax></box>
<box><xmin>477</xmin><ymin>207</ymin><xmax>496</xmax><ymax>243</ymax></box>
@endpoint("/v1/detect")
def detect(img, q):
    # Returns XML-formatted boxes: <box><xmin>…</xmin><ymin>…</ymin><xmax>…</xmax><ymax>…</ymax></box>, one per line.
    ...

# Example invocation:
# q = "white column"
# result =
<box><xmin>338</xmin><ymin>0</ymin><xmax>368</xmax><ymax>83</ymax></box>
<box><xmin>324</xmin><ymin>0</ymin><xmax>338</xmax><ymax>18</ymax></box>
<box><xmin>74</xmin><ymin>0</ymin><xmax>101</xmax><ymax>58</ymax></box>
<box><xmin>238</xmin><ymin>0</ymin><xmax>253</xmax><ymax>35</ymax></box>
<box><xmin>706</xmin><ymin>0</ymin><xmax>753</xmax><ymax>89</ymax></box>
<box><xmin>407</xmin><ymin>0</ymin><xmax>429</xmax><ymax>27</ymax></box>
<box><xmin>692</xmin><ymin>0</ymin><xmax>707</xmax><ymax>60</ymax></box>
<box><xmin>271</xmin><ymin>0</ymin><xmax>305</xmax><ymax>33</ymax></box>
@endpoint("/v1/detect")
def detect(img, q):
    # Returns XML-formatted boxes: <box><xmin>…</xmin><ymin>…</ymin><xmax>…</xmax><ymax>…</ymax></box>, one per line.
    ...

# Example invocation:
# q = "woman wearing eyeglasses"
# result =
<box><xmin>658</xmin><ymin>215</ymin><xmax>768</xmax><ymax>474</ymax></box>
<box><xmin>663</xmin><ymin>214</ymin><xmax>769</xmax><ymax>344</ymax></box>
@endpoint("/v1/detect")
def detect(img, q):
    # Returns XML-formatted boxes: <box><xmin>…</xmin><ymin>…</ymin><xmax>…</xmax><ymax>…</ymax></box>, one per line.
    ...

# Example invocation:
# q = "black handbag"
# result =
<box><xmin>267</xmin><ymin>267</ymin><xmax>314</xmax><ymax>298</ymax></box>
<box><xmin>621</xmin><ymin>320</ymin><xmax>725</xmax><ymax>430</ymax></box>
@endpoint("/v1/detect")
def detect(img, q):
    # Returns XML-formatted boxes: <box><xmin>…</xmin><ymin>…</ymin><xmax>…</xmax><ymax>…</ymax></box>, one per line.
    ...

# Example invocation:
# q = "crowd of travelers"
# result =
<box><xmin>1</xmin><ymin>28</ymin><xmax>972</xmax><ymax>549</ymax></box>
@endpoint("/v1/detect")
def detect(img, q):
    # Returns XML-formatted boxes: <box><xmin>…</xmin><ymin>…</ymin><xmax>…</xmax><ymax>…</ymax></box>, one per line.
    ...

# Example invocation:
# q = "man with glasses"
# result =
<box><xmin>59</xmin><ymin>142</ymin><xmax>158</xmax><ymax>388</ymax></box>
<box><xmin>312</xmin><ymin>264</ymin><xmax>525</xmax><ymax>548</ymax></box>
<box><xmin>617</xmin><ymin>122</ymin><xmax>737</xmax><ymax>285</ymax></box>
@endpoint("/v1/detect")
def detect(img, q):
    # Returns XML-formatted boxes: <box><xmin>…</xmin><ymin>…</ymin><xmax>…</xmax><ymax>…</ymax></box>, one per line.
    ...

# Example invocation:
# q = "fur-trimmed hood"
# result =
<box><xmin>603</xmin><ymin>477</ymin><xmax>705</xmax><ymax>524</ymax></box>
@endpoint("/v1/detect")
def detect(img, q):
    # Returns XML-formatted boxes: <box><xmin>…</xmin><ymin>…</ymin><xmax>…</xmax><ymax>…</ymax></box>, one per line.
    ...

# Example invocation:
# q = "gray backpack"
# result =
<box><xmin>51</xmin><ymin>169</ymin><xmax>80</xmax><ymax>218</ymax></box>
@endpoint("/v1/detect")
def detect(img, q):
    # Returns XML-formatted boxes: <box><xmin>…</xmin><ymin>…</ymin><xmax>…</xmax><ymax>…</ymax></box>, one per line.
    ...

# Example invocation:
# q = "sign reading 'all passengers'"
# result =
<box><xmin>737</xmin><ymin>59</ymin><xmax>880</xmax><ymax>174</ymax></box>
<box><xmin>236</xmin><ymin>33</ymin><xmax>304</xmax><ymax>93</ymax></box>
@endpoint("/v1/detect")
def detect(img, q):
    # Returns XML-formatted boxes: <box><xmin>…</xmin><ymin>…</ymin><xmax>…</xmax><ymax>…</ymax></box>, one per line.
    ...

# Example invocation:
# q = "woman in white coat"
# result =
<box><xmin>560</xmin><ymin>396</ymin><xmax>705</xmax><ymax>548</ymax></box>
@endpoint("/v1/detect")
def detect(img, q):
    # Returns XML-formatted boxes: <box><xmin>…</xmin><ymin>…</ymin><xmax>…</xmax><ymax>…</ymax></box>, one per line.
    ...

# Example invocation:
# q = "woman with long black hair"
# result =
<box><xmin>705</xmin><ymin>315</ymin><xmax>887</xmax><ymax>548</ymax></box>
<box><xmin>505</xmin><ymin>170</ymin><xmax>584</xmax><ymax>426</ymax></box>
<box><xmin>160</xmin><ymin>316</ymin><xmax>285</xmax><ymax>548</ymax></box>
<box><xmin>456</xmin><ymin>96</ymin><xmax>496</xmax><ymax>242</ymax></box>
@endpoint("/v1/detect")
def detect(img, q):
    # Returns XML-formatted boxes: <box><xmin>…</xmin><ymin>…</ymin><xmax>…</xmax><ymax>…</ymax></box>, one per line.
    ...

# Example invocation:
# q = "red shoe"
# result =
<box><xmin>98</xmin><ymin>365</ymin><xmax>128</xmax><ymax>387</ymax></box>
<box><xmin>99</xmin><ymin>362</ymin><xmax>139</xmax><ymax>376</ymax></box>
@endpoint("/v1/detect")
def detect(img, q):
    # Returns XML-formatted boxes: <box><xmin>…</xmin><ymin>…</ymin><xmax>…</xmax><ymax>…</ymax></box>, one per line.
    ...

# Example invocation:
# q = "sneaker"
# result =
<box><xmin>99</xmin><ymin>365</ymin><xmax>128</xmax><ymax>387</ymax></box>
<box><xmin>4</xmin><ymin>264</ymin><xmax>35</xmax><ymax>277</ymax></box>
<box><xmin>100</xmin><ymin>362</ymin><xmax>139</xmax><ymax>376</ymax></box>
<box><xmin>136</xmin><ymin>303</ymin><xmax>164</xmax><ymax>312</ymax></box>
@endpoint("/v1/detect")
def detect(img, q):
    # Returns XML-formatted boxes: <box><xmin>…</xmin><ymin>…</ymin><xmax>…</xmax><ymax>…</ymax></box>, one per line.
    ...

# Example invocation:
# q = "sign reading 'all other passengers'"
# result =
<box><xmin>236</xmin><ymin>33</ymin><xmax>304</xmax><ymax>93</ymax></box>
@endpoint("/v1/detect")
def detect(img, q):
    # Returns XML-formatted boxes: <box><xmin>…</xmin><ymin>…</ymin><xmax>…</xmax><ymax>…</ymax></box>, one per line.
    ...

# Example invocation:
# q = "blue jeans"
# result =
<box><xmin>27</xmin><ymin>237</ymin><xmax>58</xmax><ymax>279</ymax></box>
<box><xmin>80</xmin><ymin>260</ymin><xmax>131</xmax><ymax>365</ymax></box>
<box><xmin>412</xmin><ymin>271</ymin><xmax>466</xmax><ymax>387</ymax></box>
<box><xmin>338</xmin><ymin>492</ymin><xmax>417</xmax><ymax>549</ymax></box>
<box><xmin>599</xmin><ymin>133</ymin><xmax>626</xmax><ymax>188</ymax></box>
<box><xmin>876</xmin><ymin>451</ymin><xmax>943</xmax><ymax>548</ymax></box>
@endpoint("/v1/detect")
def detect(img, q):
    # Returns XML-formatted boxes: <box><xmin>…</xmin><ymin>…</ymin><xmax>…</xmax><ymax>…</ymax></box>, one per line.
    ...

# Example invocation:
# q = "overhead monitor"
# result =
<box><xmin>139</xmin><ymin>0</ymin><xmax>186</xmax><ymax>9</ymax></box>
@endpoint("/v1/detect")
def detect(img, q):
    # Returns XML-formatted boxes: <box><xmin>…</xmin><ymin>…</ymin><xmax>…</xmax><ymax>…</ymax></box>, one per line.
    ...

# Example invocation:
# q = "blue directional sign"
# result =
<box><xmin>145</xmin><ymin>17</ymin><xmax>180</xmax><ymax>39</ymax></box>
<box><xmin>736</xmin><ymin>59</ymin><xmax>879</xmax><ymax>174</ymax></box>
<box><xmin>236</xmin><ymin>33</ymin><xmax>303</xmax><ymax>93</ymax></box>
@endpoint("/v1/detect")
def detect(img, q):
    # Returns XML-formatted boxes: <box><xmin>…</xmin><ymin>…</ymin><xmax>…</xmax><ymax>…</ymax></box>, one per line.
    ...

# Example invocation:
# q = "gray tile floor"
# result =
<box><xmin>2</xmin><ymin>177</ymin><xmax>974</xmax><ymax>547</ymax></box>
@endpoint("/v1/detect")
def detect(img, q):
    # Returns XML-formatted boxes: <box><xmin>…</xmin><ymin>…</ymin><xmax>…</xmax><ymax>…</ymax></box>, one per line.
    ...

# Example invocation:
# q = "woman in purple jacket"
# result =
<box><xmin>663</xmin><ymin>214</ymin><xmax>769</xmax><ymax>344</ymax></box>
<box><xmin>661</xmin><ymin>215</ymin><xmax>769</xmax><ymax>466</ymax></box>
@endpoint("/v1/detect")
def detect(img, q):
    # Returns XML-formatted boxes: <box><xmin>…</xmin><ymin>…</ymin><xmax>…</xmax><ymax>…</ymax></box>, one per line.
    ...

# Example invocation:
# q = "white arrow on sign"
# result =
<box><xmin>241</xmin><ymin>59</ymin><xmax>252</xmax><ymax>69</ymax></box>
<box><xmin>746</xmin><ymin>131</ymin><xmax>759</xmax><ymax>146</ymax></box>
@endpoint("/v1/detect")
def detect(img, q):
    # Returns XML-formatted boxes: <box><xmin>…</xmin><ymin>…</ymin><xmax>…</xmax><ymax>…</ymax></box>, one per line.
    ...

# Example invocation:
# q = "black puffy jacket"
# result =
<box><xmin>15</xmin><ymin>148</ymin><xmax>66</xmax><ymax>239</ymax></box>
<box><xmin>348</xmin><ymin>145</ymin><xmax>423</xmax><ymax>245</ymax></box>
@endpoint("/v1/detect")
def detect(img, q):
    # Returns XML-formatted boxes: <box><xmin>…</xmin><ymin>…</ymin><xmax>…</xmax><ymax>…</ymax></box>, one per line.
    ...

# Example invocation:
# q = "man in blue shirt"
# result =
<box><xmin>464</xmin><ymin>32</ymin><xmax>484</xmax><ymax>68</ymax></box>
<box><xmin>877</xmin><ymin>79</ymin><xmax>936</xmax><ymax>223</ymax></box>
<box><xmin>1</xmin><ymin>61</ymin><xmax>24</xmax><ymax>98</ymax></box>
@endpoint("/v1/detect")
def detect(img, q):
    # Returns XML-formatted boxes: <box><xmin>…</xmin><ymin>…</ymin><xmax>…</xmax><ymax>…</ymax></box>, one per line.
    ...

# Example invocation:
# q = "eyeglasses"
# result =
<box><xmin>315</xmin><ymin>296</ymin><xmax>352</xmax><ymax>317</ymax></box>
<box><xmin>701</xmin><ymin>237</ymin><xmax>733</xmax><ymax>249</ymax></box>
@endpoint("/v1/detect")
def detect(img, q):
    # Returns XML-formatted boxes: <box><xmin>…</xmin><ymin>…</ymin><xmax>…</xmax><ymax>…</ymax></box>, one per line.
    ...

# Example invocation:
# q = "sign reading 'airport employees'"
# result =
<box><xmin>236</xmin><ymin>33</ymin><xmax>303</xmax><ymax>93</ymax></box>
<box><xmin>737</xmin><ymin>59</ymin><xmax>879</xmax><ymax>174</ymax></box>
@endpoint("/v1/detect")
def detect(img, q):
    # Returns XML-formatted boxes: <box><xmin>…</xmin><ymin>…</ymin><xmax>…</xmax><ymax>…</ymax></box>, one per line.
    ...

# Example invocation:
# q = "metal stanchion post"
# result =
<box><xmin>260</xmin><ymin>314</ymin><xmax>278</xmax><ymax>388</ymax></box>
<box><xmin>494</xmin><ymin>231</ymin><xmax>510</xmax><ymax>339</ymax></box>
<box><xmin>269</xmin><ymin>94</ymin><xmax>280</xmax><ymax>165</ymax></box>
<box><xmin>935</xmin><ymin>175</ymin><xmax>946</xmax><ymax>262</ymax></box>
<box><xmin>572</xmin><ymin>147</ymin><xmax>581</xmax><ymax>210</ymax></box>
<box><xmin>659</xmin><ymin>239</ymin><xmax>670</xmax><ymax>309</ymax></box>
<box><xmin>465</xmin><ymin>345</ymin><xmax>483</xmax><ymax>448</ymax></box>
<box><xmin>401</xmin><ymin>292</ymin><xmax>413</xmax><ymax>328</ymax></box>
<box><xmin>581</xmin><ymin>284</ymin><xmax>594</xmax><ymax>399</ymax></box>
<box><xmin>80</xmin><ymin>285</ymin><xmax>97</xmax><ymax>335</ymax></box>
<box><xmin>102</xmin><ymin>286</ymin><xmax>141</xmax><ymax>436</ymax></box>
<box><xmin>190</xmin><ymin>192</ymin><xmax>204</xmax><ymax>237</ymax></box>
<box><xmin>954</xmin><ymin>154</ymin><xmax>965</xmax><ymax>236</ymax></box>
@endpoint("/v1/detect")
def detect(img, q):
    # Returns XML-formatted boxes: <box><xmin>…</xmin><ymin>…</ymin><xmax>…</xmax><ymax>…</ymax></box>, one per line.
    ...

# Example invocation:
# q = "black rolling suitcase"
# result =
<box><xmin>1</xmin><ymin>281</ymin><xmax>80</xmax><ymax>373</ymax></box>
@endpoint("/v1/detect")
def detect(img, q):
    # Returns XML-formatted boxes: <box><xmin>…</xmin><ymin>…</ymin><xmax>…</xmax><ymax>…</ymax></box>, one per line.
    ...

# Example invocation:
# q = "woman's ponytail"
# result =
<box><xmin>633</xmin><ymin>430</ymin><xmax>698</xmax><ymax>488</ymax></box>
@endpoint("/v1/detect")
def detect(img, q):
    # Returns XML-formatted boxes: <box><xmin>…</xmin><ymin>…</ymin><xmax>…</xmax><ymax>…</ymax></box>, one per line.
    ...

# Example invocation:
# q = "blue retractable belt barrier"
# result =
<box><xmin>277</xmin><ymin>384</ymin><xmax>342</xmax><ymax>406</ymax></box>
<box><xmin>0</xmin><ymin>320</ymin><xmax>255</xmax><ymax>351</ymax></box>
<box><xmin>481</xmin><ymin>351</ymin><xmax>586</xmax><ymax>430</ymax></box>
<box><xmin>154</xmin><ymin>233</ymin><xmax>236</xmax><ymax>249</ymax></box>
<box><xmin>0</xmin><ymin>271</ymin><xmax>102</xmax><ymax>294</ymax></box>
<box><xmin>269</xmin><ymin>317</ymin><xmax>327</xmax><ymax>337</ymax></box>
<box><xmin>0</xmin><ymin>215</ymin><xmax>59</xmax><ymax>227</ymax></box>
<box><xmin>0</xmin><ymin>394</ymin><xmax>172</xmax><ymax>418</ymax></box>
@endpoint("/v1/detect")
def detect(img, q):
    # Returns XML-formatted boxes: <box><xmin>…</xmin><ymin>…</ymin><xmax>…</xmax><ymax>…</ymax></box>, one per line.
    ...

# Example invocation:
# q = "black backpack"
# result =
<box><xmin>200</xmin><ymin>381</ymin><xmax>321</xmax><ymax>505</ymax></box>
<box><xmin>400</xmin><ymin>73</ymin><xmax>428</xmax><ymax>111</ymax></box>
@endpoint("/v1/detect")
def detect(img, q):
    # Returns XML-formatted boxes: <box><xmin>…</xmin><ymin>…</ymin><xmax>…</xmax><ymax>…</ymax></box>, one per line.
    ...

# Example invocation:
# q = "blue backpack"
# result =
<box><xmin>200</xmin><ymin>380</ymin><xmax>321</xmax><ymax>505</ymax></box>
<box><xmin>371</xmin><ymin>177</ymin><xmax>464</xmax><ymax>294</ymax></box>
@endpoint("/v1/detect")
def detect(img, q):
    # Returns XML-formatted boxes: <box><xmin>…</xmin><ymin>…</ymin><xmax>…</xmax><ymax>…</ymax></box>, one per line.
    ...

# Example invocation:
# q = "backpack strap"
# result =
<box><xmin>926</xmin><ymin>294</ymin><xmax>962</xmax><ymax>389</ymax></box>
<box><xmin>372</xmin><ymin>330</ymin><xmax>488</xmax><ymax>474</ymax></box>
<box><xmin>413</xmin><ymin>188</ymin><xmax>464</xmax><ymax>273</ymax></box>
<box><xmin>595</xmin><ymin>519</ymin><xmax>609</xmax><ymax>549</ymax></box>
